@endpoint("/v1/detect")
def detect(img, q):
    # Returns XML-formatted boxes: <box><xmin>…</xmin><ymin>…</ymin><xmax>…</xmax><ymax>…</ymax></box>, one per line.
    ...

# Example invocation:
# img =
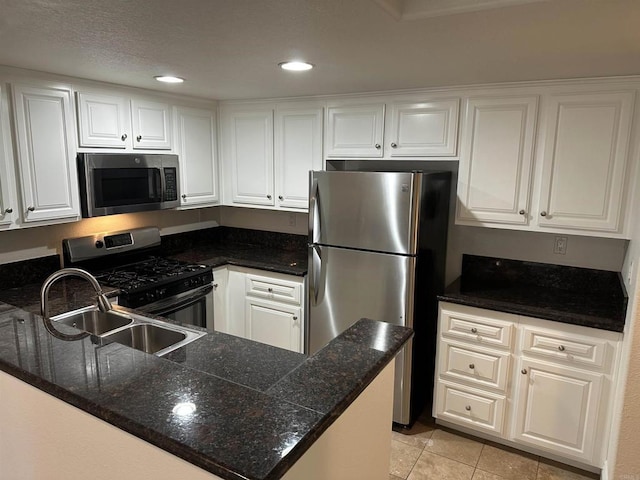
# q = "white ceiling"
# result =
<box><xmin>0</xmin><ymin>0</ymin><xmax>639</xmax><ymax>100</ymax></box>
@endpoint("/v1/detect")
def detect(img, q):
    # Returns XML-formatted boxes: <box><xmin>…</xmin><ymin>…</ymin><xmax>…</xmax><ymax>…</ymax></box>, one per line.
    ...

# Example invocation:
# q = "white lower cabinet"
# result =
<box><xmin>211</xmin><ymin>266</ymin><xmax>305</xmax><ymax>353</ymax></box>
<box><xmin>434</xmin><ymin>302</ymin><xmax>621</xmax><ymax>468</ymax></box>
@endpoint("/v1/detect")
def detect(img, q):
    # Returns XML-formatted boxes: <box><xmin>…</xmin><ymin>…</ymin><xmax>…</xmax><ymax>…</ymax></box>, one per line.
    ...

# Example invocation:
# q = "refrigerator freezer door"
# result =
<box><xmin>310</xmin><ymin>171</ymin><xmax>420</xmax><ymax>255</ymax></box>
<box><xmin>308</xmin><ymin>244</ymin><xmax>416</xmax><ymax>424</ymax></box>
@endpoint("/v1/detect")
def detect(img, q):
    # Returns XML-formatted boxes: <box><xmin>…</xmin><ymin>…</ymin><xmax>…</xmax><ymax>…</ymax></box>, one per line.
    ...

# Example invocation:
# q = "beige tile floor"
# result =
<box><xmin>390</xmin><ymin>416</ymin><xmax>600</xmax><ymax>480</ymax></box>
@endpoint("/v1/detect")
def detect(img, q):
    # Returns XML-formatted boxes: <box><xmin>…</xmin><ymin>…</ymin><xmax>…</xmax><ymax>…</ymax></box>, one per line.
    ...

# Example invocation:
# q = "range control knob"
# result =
<box><xmin>146</xmin><ymin>292</ymin><xmax>156</xmax><ymax>302</ymax></box>
<box><xmin>95</xmin><ymin>240</ymin><xmax>104</xmax><ymax>249</ymax></box>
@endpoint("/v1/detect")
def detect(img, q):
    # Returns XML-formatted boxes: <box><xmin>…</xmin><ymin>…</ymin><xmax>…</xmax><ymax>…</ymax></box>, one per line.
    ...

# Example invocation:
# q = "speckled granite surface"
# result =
<box><xmin>162</xmin><ymin>226</ymin><xmax>308</xmax><ymax>276</ymax></box>
<box><xmin>0</xmin><ymin>254</ymin><xmax>60</xmax><ymax>290</ymax></box>
<box><xmin>0</xmin><ymin>302</ymin><xmax>411</xmax><ymax>480</ymax></box>
<box><xmin>439</xmin><ymin>255</ymin><xmax>627</xmax><ymax>332</ymax></box>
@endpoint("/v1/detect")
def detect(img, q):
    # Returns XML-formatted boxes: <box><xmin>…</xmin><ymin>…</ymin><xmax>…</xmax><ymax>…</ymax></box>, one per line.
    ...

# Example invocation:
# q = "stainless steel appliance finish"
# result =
<box><xmin>308</xmin><ymin>170</ymin><xmax>451</xmax><ymax>426</ymax></box>
<box><xmin>62</xmin><ymin>227</ymin><xmax>214</xmax><ymax>331</ymax></box>
<box><xmin>77</xmin><ymin>153</ymin><xmax>180</xmax><ymax>217</ymax></box>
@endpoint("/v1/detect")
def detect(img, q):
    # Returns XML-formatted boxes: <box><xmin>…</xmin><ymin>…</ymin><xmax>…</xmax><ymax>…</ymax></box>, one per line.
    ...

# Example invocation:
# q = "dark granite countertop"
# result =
<box><xmin>0</xmin><ymin>302</ymin><xmax>411</xmax><ymax>480</ymax></box>
<box><xmin>438</xmin><ymin>255</ymin><xmax>627</xmax><ymax>332</ymax></box>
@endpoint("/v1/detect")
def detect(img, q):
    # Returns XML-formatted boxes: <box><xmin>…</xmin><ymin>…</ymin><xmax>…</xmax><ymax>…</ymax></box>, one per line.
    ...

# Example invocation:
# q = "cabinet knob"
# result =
<box><xmin>27</xmin><ymin>206</ymin><xmax>35</xmax><ymax>212</ymax></box>
<box><xmin>465</xmin><ymin>405</ymin><xmax>471</xmax><ymax>411</ymax></box>
<box><xmin>278</xmin><ymin>195</ymin><xmax>284</xmax><ymax>201</ymax></box>
<box><xmin>121</xmin><ymin>133</ymin><xmax>127</xmax><ymax>141</ymax></box>
<box><xmin>293</xmin><ymin>316</ymin><xmax>298</xmax><ymax>321</ymax></box>
<box><xmin>267</xmin><ymin>194</ymin><xmax>272</xmax><ymax>200</ymax></box>
<box><xmin>519</xmin><ymin>209</ymin><xmax>526</xmax><ymax>215</ymax></box>
<box><xmin>136</xmin><ymin>135</ymin><xmax>142</xmax><ymax>142</ymax></box>
<box><xmin>521</xmin><ymin>368</ymin><xmax>528</xmax><ymax>375</ymax></box>
<box><xmin>391</xmin><ymin>142</ymin><xmax>397</xmax><ymax>148</ymax></box>
<box><xmin>267</xmin><ymin>287</ymin><xmax>273</xmax><ymax>293</ymax></box>
<box><xmin>4</xmin><ymin>207</ymin><xmax>12</xmax><ymax>214</ymax></box>
<box><xmin>213</xmin><ymin>283</ymin><xmax>219</xmax><ymax>288</ymax></box>
<box><xmin>558</xmin><ymin>345</ymin><xmax>565</xmax><ymax>352</ymax></box>
<box><xmin>470</xmin><ymin>327</ymin><xmax>478</xmax><ymax>334</ymax></box>
<box><xmin>181</xmin><ymin>194</ymin><xmax>187</xmax><ymax>200</ymax></box>
<box><xmin>469</xmin><ymin>363</ymin><xmax>475</xmax><ymax>369</ymax></box>
<box><xmin>540</xmin><ymin>211</ymin><xmax>547</xmax><ymax>217</ymax></box>
<box><xmin>374</xmin><ymin>143</ymin><xmax>381</xmax><ymax>149</ymax></box>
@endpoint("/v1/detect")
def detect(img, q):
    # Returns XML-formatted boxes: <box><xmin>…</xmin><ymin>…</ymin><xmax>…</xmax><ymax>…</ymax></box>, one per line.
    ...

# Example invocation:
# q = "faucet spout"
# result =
<box><xmin>40</xmin><ymin>267</ymin><xmax>113</xmax><ymax>340</ymax></box>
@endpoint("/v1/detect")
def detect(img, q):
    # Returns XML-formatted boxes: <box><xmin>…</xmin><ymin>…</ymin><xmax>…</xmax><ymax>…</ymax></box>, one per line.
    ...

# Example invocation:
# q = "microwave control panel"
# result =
<box><xmin>164</xmin><ymin>168</ymin><xmax>178</xmax><ymax>201</ymax></box>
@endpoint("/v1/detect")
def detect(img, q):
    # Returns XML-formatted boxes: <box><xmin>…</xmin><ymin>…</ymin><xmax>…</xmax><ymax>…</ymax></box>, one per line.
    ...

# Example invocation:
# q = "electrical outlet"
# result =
<box><xmin>628</xmin><ymin>260</ymin><xmax>635</xmax><ymax>285</ymax></box>
<box><xmin>554</xmin><ymin>236</ymin><xmax>568</xmax><ymax>255</ymax></box>
<box><xmin>288</xmin><ymin>213</ymin><xmax>296</xmax><ymax>227</ymax></box>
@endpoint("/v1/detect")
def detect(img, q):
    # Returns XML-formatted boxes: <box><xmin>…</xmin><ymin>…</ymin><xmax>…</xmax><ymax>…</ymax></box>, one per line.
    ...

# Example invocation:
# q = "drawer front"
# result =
<box><xmin>440</xmin><ymin>340</ymin><xmax>511</xmax><ymax>392</ymax></box>
<box><xmin>435</xmin><ymin>381</ymin><xmax>506</xmax><ymax>435</ymax></box>
<box><xmin>440</xmin><ymin>303</ymin><xmax>516</xmax><ymax>349</ymax></box>
<box><xmin>245</xmin><ymin>274</ymin><xmax>302</xmax><ymax>305</ymax></box>
<box><xmin>520</xmin><ymin>325</ymin><xmax>610</xmax><ymax>371</ymax></box>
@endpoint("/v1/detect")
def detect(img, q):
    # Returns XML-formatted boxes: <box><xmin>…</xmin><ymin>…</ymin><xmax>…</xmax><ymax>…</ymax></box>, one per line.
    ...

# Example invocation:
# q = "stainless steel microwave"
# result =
<box><xmin>77</xmin><ymin>153</ymin><xmax>180</xmax><ymax>217</ymax></box>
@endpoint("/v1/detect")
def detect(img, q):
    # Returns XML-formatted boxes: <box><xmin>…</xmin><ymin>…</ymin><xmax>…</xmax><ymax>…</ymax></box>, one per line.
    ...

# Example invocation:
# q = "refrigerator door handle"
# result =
<box><xmin>310</xmin><ymin>244</ymin><xmax>322</xmax><ymax>305</ymax></box>
<box><xmin>309</xmin><ymin>175</ymin><xmax>320</xmax><ymax>244</ymax></box>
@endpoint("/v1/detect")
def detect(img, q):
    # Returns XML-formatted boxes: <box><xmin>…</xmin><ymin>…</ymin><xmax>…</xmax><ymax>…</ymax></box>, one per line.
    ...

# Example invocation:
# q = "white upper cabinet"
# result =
<box><xmin>220</xmin><ymin>101</ymin><xmax>323</xmax><ymax>211</ymax></box>
<box><xmin>325</xmin><ymin>96</ymin><xmax>460</xmax><ymax>159</ymax></box>
<box><xmin>12</xmin><ymin>83</ymin><xmax>80</xmax><ymax>223</ymax></box>
<box><xmin>174</xmin><ymin>106</ymin><xmax>219</xmax><ymax>207</ymax></box>
<box><xmin>325</xmin><ymin>104</ymin><xmax>385</xmax><ymax>158</ymax></box>
<box><xmin>386</xmin><ymin>99</ymin><xmax>459</xmax><ymax>157</ymax></box>
<box><xmin>536</xmin><ymin>91</ymin><xmax>635</xmax><ymax>234</ymax></box>
<box><xmin>457</xmin><ymin>95</ymin><xmax>538</xmax><ymax>226</ymax></box>
<box><xmin>76</xmin><ymin>91</ymin><xmax>172</xmax><ymax>150</ymax></box>
<box><xmin>274</xmin><ymin>105</ymin><xmax>323</xmax><ymax>209</ymax></box>
<box><xmin>0</xmin><ymin>84</ymin><xmax>18</xmax><ymax>228</ymax></box>
<box><xmin>221</xmin><ymin>105</ymin><xmax>275</xmax><ymax>206</ymax></box>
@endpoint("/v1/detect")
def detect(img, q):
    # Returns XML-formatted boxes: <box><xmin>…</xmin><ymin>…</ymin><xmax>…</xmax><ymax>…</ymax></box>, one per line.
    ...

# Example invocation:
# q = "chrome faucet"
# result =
<box><xmin>40</xmin><ymin>267</ymin><xmax>112</xmax><ymax>340</ymax></box>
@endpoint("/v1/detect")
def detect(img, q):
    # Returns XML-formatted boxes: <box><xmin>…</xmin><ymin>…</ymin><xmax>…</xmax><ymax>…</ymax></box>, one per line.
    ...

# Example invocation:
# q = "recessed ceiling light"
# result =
<box><xmin>154</xmin><ymin>75</ymin><xmax>185</xmax><ymax>84</ymax></box>
<box><xmin>278</xmin><ymin>61</ymin><xmax>314</xmax><ymax>72</ymax></box>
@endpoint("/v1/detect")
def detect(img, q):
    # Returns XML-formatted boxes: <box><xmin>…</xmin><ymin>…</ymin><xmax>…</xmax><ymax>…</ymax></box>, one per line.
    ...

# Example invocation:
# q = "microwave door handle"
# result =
<box><xmin>156</xmin><ymin>168</ymin><xmax>164</xmax><ymax>202</ymax></box>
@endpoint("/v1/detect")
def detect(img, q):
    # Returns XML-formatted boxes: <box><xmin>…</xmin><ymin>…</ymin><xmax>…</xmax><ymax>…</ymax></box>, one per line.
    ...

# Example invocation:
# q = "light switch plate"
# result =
<box><xmin>554</xmin><ymin>236</ymin><xmax>568</xmax><ymax>255</ymax></box>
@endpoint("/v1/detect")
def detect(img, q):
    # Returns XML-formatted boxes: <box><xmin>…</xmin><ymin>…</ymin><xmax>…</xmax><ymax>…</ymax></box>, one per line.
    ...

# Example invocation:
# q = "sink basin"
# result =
<box><xmin>53</xmin><ymin>308</ymin><xmax>133</xmax><ymax>335</ymax></box>
<box><xmin>102</xmin><ymin>324</ymin><xmax>187</xmax><ymax>355</ymax></box>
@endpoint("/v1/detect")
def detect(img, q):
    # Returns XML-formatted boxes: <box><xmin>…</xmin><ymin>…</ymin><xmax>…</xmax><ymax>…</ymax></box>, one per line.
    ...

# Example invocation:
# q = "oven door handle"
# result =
<box><xmin>135</xmin><ymin>285</ymin><xmax>213</xmax><ymax>315</ymax></box>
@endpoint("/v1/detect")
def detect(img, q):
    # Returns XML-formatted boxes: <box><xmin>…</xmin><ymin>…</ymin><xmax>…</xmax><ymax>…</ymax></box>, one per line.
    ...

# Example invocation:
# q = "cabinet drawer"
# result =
<box><xmin>440</xmin><ymin>303</ymin><xmax>516</xmax><ymax>349</ymax></box>
<box><xmin>435</xmin><ymin>380</ymin><xmax>506</xmax><ymax>435</ymax></box>
<box><xmin>439</xmin><ymin>340</ymin><xmax>511</xmax><ymax>392</ymax></box>
<box><xmin>245</xmin><ymin>274</ymin><xmax>302</xmax><ymax>305</ymax></box>
<box><xmin>520</xmin><ymin>324</ymin><xmax>612</xmax><ymax>371</ymax></box>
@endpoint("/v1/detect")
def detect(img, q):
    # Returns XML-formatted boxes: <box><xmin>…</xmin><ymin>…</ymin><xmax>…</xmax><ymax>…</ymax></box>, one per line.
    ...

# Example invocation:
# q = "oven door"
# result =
<box><xmin>135</xmin><ymin>285</ymin><xmax>214</xmax><ymax>331</ymax></box>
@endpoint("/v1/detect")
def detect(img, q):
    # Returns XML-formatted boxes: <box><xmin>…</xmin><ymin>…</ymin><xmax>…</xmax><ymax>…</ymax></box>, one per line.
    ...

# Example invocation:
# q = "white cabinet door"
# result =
<box><xmin>211</xmin><ymin>267</ymin><xmax>228</xmax><ymax>333</ymax></box>
<box><xmin>325</xmin><ymin>104</ymin><xmax>385</xmax><ymax>158</ymax></box>
<box><xmin>175</xmin><ymin>106</ymin><xmax>219</xmax><ymax>206</ymax></box>
<box><xmin>11</xmin><ymin>84</ymin><xmax>80</xmax><ymax>223</ymax></box>
<box><xmin>76</xmin><ymin>92</ymin><xmax>130</xmax><ymax>148</ymax></box>
<box><xmin>245</xmin><ymin>297</ymin><xmax>302</xmax><ymax>352</ymax></box>
<box><xmin>275</xmin><ymin>106</ymin><xmax>323</xmax><ymax>209</ymax></box>
<box><xmin>130</xmin><ymin>99</ymin><xmax>172</xmax><ymax>150</ymax></box>
<box><xmin>0</xmin><ymin>84</ymin><xmax>18</xmax><ymax>228</ymax></box>
<box><xmin>225</xmin><ymin>269</ymin><xmax>247</xmax><ymax>338</ymax></box>
<box><xmin>457</xmin><ymin>96</ymin><xmax>538</xmax><ymax>226</ymax></box>
<box><xmin>511</xmin><ymin>357</ymin><xmax>603</xmax><ymax>462</ymax></box>
<box><xmin>537</xmin><ymin>91</ymin><xmax>634</xmax><ymax>233</ymax></box>
<box><xmin>222</xmin><ymin>107</ymin><xmax>274</xmax><ymax>206</ymax></box>
<box><xmin>387</xmin><ymin>99</ymin><xmax>459</xmax><ymax>156</ymax></box>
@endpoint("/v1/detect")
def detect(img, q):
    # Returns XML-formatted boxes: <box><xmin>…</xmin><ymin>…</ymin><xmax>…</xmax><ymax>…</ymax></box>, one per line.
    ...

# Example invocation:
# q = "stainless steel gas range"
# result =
<box><xmin>62</xmin><ymin>227</ymin><xmax>214</xmax><ymax>330</ymax></box>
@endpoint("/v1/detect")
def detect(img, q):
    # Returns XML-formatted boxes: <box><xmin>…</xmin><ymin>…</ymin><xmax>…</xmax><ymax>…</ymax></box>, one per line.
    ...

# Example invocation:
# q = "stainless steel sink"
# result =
<box><xmin>101</xmin><ymin>324</ymin><xmax>187</xmax><ymax>355</ymax></box>
<box><xmin>53</xmin><ymin>308</ymin><xmax>133</xmax><ymax>335</ymax></box>
<box><xmin>52</xmin><ymin>306</ymin><xmax>205</xmax><ymax>356</ymax></box>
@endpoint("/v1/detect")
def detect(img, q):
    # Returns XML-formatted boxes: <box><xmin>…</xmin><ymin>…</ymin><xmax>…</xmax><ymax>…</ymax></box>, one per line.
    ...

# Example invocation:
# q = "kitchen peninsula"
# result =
<box><xmin>0</xmin><ymin>299</ymin><xmax>411</xmax><ymax>480</ymax></box>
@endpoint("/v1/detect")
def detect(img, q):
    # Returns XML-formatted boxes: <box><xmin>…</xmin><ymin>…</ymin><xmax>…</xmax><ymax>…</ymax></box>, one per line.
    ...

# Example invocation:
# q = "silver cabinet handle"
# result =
<box><xmin>121</xmin><ymin>133</ymin><xmax>127</xmax><ymax>141</ymax></box>
<box><xmin>4</xmin><ymin>208</ymin><xmax>12</xmax><ymax>214</ymax></box>
<box><xmin>558</xmin><ymin>345</ymin><xmax>565</xmax><ymax>352</ymax></box>
<box><xmin>521</xmin><ymin>369</ymin><xmax>528</xmax><ymax>375</ymax></box>
<box><xmin>471</xmin><ymin>327</ymin><xmax>478</xmax><ymax>334</ymax></box>
<box><xmin>181</xmin><ymin>194</ymin><xmax>187</xmax><ymax>199</ymax></box>
<box><xmin>391</xmin><ymin>142</ymin><xmax>397</xmax><ymax>148</ymax></box>
<box><xmin>374</xmin><ymin>143</ymin><xmax>381</xmax><ymax>149</ymax></box>
<box><xmin>540</xmin><ymin>211</ymin><xmax>547</xmax><ymax>217</ymax></box>
<box><xmin>465</xmin><ymin>405</ymin><xmax>471</xmax><ymax>411</ymax></box>
<box><xmin>267</xmin><ymin>194</ymin><xmax>272</xmax><ymax>200</ymax></box>
<box><xmin>278</xmin><ymin>195</ymin><xmax>284</xmax><ymax>201</ymax></box>
<box><xmin>136</xmin><ymin>135</ymin><xmax>142</xmax><ymax>142</ymax></box>
<box><xmin>519</xmin><ymin>209</ymin><xmax>526</xmax><ymax>215</ymax></box>
<box><xmin>27</xmin><ymin>206</ymin><xmax>35</xmax><ymax>212</ymax></box>
<box><xmin>469</xmin><ymin>364</ymin><xmax>475</xmax><ymax>369</ymax></box>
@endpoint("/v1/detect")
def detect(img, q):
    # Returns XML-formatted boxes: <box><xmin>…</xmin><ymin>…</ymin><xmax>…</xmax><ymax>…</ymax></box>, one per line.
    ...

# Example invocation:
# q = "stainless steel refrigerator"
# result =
<box><xmin>307</xmin><ymin>170</ymin><xmax>451</xmax><ymax>426</ymax></box>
